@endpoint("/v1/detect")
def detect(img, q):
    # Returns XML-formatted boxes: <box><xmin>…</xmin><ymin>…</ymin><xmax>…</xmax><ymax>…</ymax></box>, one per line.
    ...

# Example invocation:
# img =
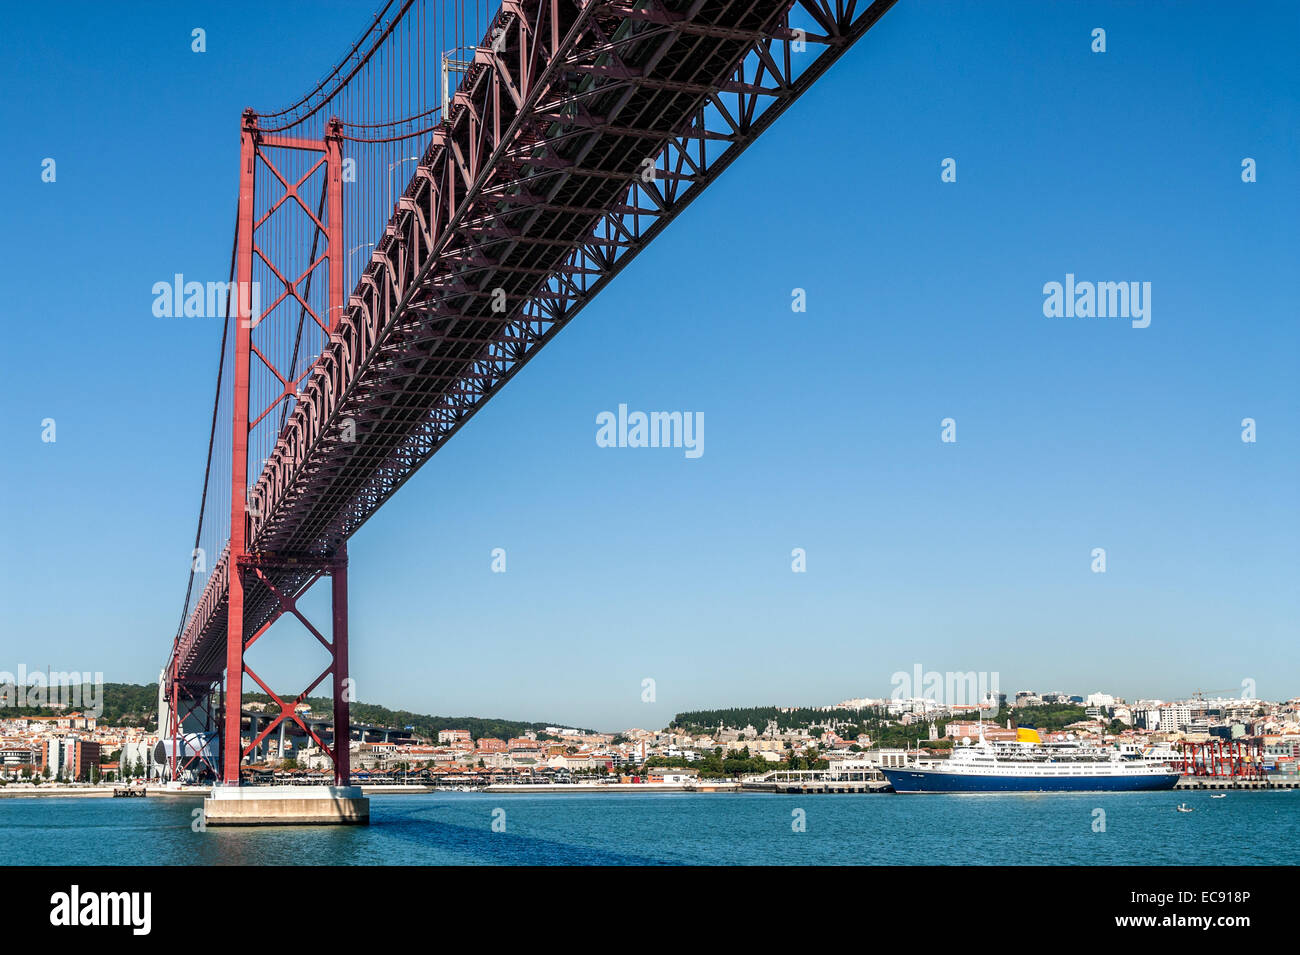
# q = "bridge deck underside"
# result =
<box><xmin>172</xmin><ymin>0</ymin><xmax>895</xmax><ymax>683</ymax></box>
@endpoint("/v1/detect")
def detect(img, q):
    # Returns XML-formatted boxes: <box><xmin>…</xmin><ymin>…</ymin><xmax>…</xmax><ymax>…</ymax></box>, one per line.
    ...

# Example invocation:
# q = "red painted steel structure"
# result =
<box><xmin>164</xmin><ymin>688</ymin><xmax>219</xmax><ymax>782</ymax></box>
<box><xmin>169</xmin><ymin>113</ymin><xmax>355</xmax><ymax>786</ymax></box>
<box><xmin>218</xmin><ymin>114</ymin><xmax>352</xmax><ymax>785</ymax></box>
<box><xmin>167</xmin><ymin>0</ymin><xmax>899</xmax><ymax>785</ymax></box>
<box><xmin>1178</xmin><ymin>738</ymin><xmax>1265</xmax><ymax>778</ymax></box>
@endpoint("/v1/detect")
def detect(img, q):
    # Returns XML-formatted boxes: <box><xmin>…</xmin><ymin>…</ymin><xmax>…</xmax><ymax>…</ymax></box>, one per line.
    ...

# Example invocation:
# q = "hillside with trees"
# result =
<box><xmin>244</xmin><ymin>694</ymin><xmax>594</xmax><ymax>741</ymax></box>
<box><xmin>0</xmin><ymin>682</ymin><xmax>158</xmax><ymax>728</ymax></box>
<box><xmin>0</xmin><ymin>681</ymin><xmax>591</xmax><ymax>740</ymax></box>
<box><xmin>670</xmin><ymin>703</ymin><xmax>1093</xmax><ymax>748</ymax></box>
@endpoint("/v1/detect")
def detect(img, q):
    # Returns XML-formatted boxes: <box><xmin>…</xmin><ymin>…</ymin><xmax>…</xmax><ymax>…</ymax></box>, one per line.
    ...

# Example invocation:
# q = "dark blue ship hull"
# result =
<box><xmin>882</xmin><ymin>767</ymin><xmax>1181</xmax><ymax>793</ymax></box>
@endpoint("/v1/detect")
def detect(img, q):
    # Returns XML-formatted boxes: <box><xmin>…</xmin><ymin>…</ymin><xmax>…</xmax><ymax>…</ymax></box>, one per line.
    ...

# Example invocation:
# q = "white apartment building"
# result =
<box><xmin>1158</xmin><ymin>704</ymin><xmax>1192</xmax><ymax>733</ymax></box>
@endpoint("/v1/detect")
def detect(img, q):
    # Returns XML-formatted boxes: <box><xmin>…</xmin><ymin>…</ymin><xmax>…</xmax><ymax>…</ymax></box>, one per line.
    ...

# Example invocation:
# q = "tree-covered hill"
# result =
<box><xmin>669</xmin><ymin>706</ymin><xmax>876</xmax><ymax>734</ymax></box>
<box><xmin>243</xmin><ymin>694</ymin><xmax>595</xmax><ymax>741</ymax></box>
<box><xmin>0</xmin><ymin>682</ymin><xmax>594</xmax><ymax>740</ymax></box>
<box><xmin>0</xmin><ymin>682</ymin><xmax>158</xmax><ymax>728</ymax></box>
<box><xmin>669</xmin><ymin>703</ymin><xmax>1093</xmax><ymax>748</ymax></box>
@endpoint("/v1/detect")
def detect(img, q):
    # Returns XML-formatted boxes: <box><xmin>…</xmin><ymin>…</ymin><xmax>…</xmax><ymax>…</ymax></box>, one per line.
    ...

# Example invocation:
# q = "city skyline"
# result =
<box><xmin>2</xmin><ymin>0</ymin><xmax>1297</xmax><ymax>731</ymax></box>
<box><xmin>0</xmin><ymin>670</ymin><xmax>1290</xmax><ymax>736</ymax></box>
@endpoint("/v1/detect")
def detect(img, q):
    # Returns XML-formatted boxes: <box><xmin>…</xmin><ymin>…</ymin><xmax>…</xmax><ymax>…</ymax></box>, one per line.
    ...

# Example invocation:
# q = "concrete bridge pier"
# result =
<box><xmin>203</xmin><ymin>785</ymin><xmax>369</xmax><ymax>826</ymax></box>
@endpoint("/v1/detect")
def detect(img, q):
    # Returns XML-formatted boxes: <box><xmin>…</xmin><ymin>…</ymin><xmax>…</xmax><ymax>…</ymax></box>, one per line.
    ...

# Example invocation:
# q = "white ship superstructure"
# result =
<box><xmin>882</xmin><ymin>727</ymin><xmax>1181</xmax><ymax>793</ymax></box>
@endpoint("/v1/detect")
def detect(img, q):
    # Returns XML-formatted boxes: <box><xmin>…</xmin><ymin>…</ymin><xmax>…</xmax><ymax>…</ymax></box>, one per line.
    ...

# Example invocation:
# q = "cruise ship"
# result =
<box><xmin>882</xmin><ymin>727</ymin><xmax>1181</xmax><ymax>793</ymax></box>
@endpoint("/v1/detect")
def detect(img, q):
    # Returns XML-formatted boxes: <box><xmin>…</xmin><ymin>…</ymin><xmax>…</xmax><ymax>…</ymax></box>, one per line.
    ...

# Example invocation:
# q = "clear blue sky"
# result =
<box><xmin>1</xmin><ymin>1</ymin><xmax>1296</xmax><ymax>731</ymax></box>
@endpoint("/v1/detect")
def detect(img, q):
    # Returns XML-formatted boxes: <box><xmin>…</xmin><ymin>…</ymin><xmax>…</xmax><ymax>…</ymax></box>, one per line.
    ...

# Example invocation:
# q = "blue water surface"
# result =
<box><xmin>2</xmin><ymin>791</ymin><xmax>1296</xmax><ymax>865</ymax></box>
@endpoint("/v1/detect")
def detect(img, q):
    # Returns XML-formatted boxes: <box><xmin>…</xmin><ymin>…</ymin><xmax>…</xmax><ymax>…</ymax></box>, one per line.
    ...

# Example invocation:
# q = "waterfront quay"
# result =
<box><xmin>4</xmin><ymin>773</ymin><xmax>1299</xmax><ymax>799</ymax></box>
<box><xmin>741</xmin><ymin>768</ymin><xmax>891</xmax><ymax>794</ymax></box>
<box><xmin>1174</xmin><ymin>777</ymin><xmax>1300</xmax><ymax>791</ymax></box>
<box><xmin>482</xmin><ymin>781</ymin><xmax>740</xmax><ymax>794</ymax></box>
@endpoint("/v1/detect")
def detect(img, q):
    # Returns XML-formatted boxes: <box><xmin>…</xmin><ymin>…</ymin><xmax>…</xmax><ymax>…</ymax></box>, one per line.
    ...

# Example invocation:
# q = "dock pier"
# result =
<box><xmin>742</xmin><ymin>769</ymin><xmax>892</xmax><ymax>794</ymax></box>
<box><xmin>1174</xmin><ymin>777</ymin><xmax>1298</xmax><ymax>791</ymax></box>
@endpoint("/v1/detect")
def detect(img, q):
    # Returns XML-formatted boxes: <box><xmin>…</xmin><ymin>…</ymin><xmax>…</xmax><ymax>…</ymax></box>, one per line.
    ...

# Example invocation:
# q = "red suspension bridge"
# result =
<box><xmin>164</xmin><ymin>0</ymin><xmax>898</xmax><ymax>793</ymax></box>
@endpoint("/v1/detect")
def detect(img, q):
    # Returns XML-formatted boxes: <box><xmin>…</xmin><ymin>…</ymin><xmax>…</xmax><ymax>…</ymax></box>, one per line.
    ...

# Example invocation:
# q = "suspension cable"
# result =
<box><xmin>258</xmin><ymin>0</ymin><xmax>416</xmax><ymax>132</ymax></box>
<box><xmin>173</xmin><ymin>202</ymin><xmax>239</xmax><ymax>646</ymax></box>
<box><xmin>259</xmin><ymin>0</ymin><xmax>397</xmax><ymax>120</ymax></box>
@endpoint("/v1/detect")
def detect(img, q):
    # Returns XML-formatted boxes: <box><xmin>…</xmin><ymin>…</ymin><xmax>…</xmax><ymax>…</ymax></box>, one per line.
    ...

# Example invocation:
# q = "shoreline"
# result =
<box><xmin>0</xmin><ymin>786</ymin><xmax>127</xmax><ymax>798</ymax></box>
<box><xmin>4</xmin><ymin>779</ymin><xmax>1293</xmax><ymax>799</ymax></box>
<box><xmin>0</xmin><ymin>783</ymin><xmax>742</xmax><ymax>798</ymax></box>
<box><xmin>0</xmin><ymin>785</ymin><xmax>207</xmax><ymax>799</ymax></box>
<box><xmin>481</xmin><ymin>783</ymin><xmax>740</xmax><ymax>794</ymax></box>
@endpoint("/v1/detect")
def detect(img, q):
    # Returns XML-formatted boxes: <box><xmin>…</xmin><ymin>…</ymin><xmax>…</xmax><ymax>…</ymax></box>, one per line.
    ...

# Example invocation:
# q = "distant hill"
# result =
<box><xmin>0</xmin><ymin>682</ymin><xmax>159</xmax><ymax>728</ymax></box>
<box><xmin>243</xmin><ymin>693</ymin><xmax>596</xmax><ymax>742</ymax></box>
<box><xmin>1</xmin><ymin>682</ymin><xmax>595</xmax><ymax>740</ymax></box>
<box><xmin>669</xmin><ymin>705</ymin><xmax>875</xmax><ymax>734</ymax></box>
<box><xmin>670</xmin><ymin>703</ymin><xmax>1092</xmax><ymax>748</ymax></box>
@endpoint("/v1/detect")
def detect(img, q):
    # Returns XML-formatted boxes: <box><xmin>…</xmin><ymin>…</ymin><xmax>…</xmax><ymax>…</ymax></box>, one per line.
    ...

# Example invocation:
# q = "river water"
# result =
<box><xmin>3</xmin><ymin>790</ymin><xmax>1296</xmax><ymax>865</ymax></box>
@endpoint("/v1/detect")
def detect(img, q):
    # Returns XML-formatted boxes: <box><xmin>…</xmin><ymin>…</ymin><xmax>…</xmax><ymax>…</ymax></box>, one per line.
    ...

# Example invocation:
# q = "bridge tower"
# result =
<box><xmin>198</xmin><ymin>109</ymin><xmax>364</xmax><ymax>822</ymax></box>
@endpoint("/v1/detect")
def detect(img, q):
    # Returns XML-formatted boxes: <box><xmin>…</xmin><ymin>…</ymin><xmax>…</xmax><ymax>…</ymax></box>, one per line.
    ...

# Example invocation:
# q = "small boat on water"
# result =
<box><xmin>1176</xmin><ymin>803</ymin><xmax>1194</xmax><ymax>812</ymax></box>
<box><xmin>1210</xmin><ymin>794</ymin><xmax>1227</xmax><ymax>799</ymax></box>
